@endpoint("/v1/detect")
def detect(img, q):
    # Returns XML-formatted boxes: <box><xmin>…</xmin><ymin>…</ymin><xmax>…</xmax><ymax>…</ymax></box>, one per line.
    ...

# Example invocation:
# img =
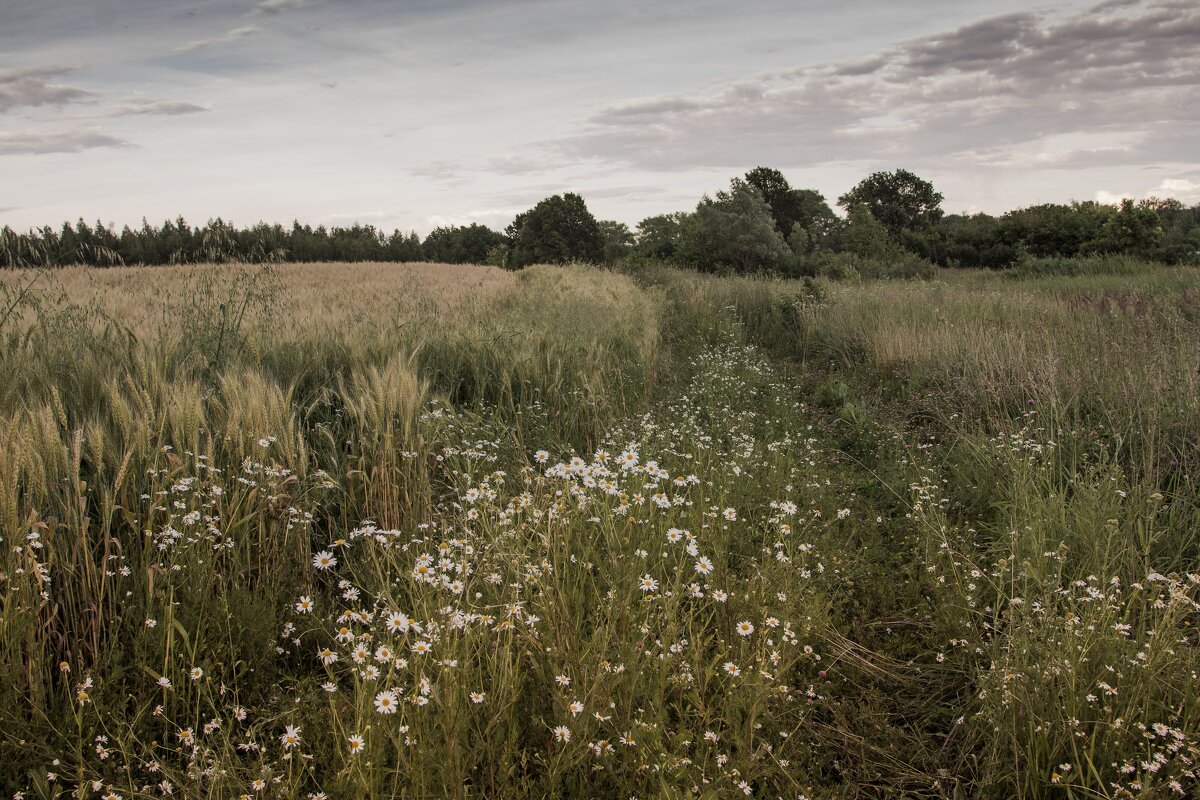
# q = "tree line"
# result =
<box><xmin>3</xmin><ymin>168</ymin><xmax>1198</xmax><ymax>273</ymax></box>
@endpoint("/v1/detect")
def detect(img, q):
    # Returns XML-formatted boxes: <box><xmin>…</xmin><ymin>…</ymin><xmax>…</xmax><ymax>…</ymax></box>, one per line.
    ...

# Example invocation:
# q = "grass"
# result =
<box><xmin>1</xmin><ymin>260</ymin><xmax>1197</xmax><ymax>799</ymax></box>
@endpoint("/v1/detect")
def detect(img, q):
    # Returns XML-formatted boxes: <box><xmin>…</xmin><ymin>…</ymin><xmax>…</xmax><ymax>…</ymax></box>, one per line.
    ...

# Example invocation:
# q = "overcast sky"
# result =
<box><xmin>3</xmin><ymin>0</ymin><xmax>1199</xmax><ymax>235</ymax></box>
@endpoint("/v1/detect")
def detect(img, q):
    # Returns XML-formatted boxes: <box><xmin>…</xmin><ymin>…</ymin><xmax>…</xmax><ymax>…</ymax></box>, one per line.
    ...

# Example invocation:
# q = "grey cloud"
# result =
<box><xmin>833</xmin><ymin>57</ymin><xmax>886</xmax><ymax>77</ymax></box>
<box><xmin>109</xmin><ymin>100</ymin><xmax>209</xmax><ymax>116</ymax></box>
<box><xmin>556</xmin><ymin>1</ymin><xmax>1200</xmax><ymax>175</ymax></box>
<box><xmin>0</xmin><ymin>67</ymin><xmax>92</xmax><ymax>112</ymax></box>
<box><xmin>485</xmin><ymin>154</ymin><xmax>553</xmax><ymax>176</ymax></box>
<box><xmin>178</xmin><ymin>25</ymin><xmax>261</xmax><ymax>53</ymax></box>
<box><xmin>255</xmin><ymin>0</ymin><xmax>318</xmax><ymax>13</ymax></box>
<box><xmin>901</xmin><ymin>13</ymin><xmax>1037</xmax><ymax>75</ymax></box>
<box><xmin>0</xmin><ymin>130</ymin><xmax>133</xmax><ymax>155</ymax></box>
<box><xmin>410</xmin><ymin>160</ymin><xmax>465</xmax><ymax>183</ymax></box>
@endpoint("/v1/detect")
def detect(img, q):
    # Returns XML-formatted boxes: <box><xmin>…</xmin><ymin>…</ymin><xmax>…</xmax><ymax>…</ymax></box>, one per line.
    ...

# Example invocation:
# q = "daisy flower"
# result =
<box><xmin>374</xmin><ymin>690</ymin><xmax>399</xmax><ymax>714</ymax></box>
<box><xmin>279</xmin><ymin>725</ymin><xmax>302</xmax><ymax>750</ymax></box>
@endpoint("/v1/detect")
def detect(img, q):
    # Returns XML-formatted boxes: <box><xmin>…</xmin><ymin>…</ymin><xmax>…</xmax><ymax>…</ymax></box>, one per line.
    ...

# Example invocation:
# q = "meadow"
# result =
<box><xmin>0</xmin><ymin>260</ymin><xmax>1197</xmax><ymax>799</ymax></box>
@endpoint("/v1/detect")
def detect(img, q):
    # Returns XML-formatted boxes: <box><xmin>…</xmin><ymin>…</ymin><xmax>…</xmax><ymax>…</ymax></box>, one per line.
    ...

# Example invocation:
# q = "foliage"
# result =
<box><xmin>506</xmin><ymin>193</ymin><xmax>606</xmax><ymax>269</ymax></box>
<box><xmin>421</xmin><ymin>223</ymin><xmax>507</xmax><ymax>265</ymax></box>
<box><xmin>597</xmin><ymin>219</ymin><xmax>636</xmax><ymax>264</ymax></box>
<box><xmin>841</xmin><ymin>203</ymin><xmax>897</xmax><ymax>260</ymax></box>
<box><xmin>744</xmin><ymin>167</ymin><xmax>838</xmax><ymax>245</ymax></box>
<box><xmin>837</xmin><ymin>168</ymin><xmax>944</xmax><ymax>237</ymax></box>
<box><xmin>634</xmin><ymin>213</ymin><xmax>687</xmax><ymax>260</ymax></box>
<box><xmin>675</xmin><ymin>179</ymin><xmax>794</xmax><ymax>274</ymax></box>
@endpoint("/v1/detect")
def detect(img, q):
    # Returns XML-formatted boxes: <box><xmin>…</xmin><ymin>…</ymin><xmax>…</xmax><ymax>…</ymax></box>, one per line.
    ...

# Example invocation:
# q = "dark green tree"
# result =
<box><xmin>838</xmin><ymin>169</ymin><xmax>944</xmax><ymax>237</ymax></box>
<box><xmin>635</xmin><ymin>213</ymin><xmax>686</xmax><ymax>260</ymax></box>
<box><xmin>422</xmin><ymin>224</ymin><xmax>504</xmax><ymax>264</ymax></box>
<box><xmin>1089</xmin><ymin>199</ymin><xmax>1162</xmax><ymax>255</ymax></box>
<box><xmin>597</xmin><ymin>220</ymin><xmax>635</xmax><ymax>263</ymax></box>
<box><xmin>506</xmin><ymin>193</ymin><xmax>605</xmax><ymax>268</ymax></box>
<box><xmin>676</xmin><ymin>179</ymin><xmax>792</xmax><ymax>273</ymax></box>
<box><xmin>842</xmin><ymin>204</ymin><xmax>896</xmax><ymax>260</ymax></box>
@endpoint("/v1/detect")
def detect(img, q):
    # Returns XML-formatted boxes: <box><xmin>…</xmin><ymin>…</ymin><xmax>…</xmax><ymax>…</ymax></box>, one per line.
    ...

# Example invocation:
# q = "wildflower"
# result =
<box><xmin>385</xmin><ymin>611</ymin><xmax>410</xmax><ymax>633</ymax></box>
<box><xmin>723</xmin><ymin>662</ymin><xmax>740</xmax><ymax>677</ymax></box>
<box><xmin>250</xmin><ymin>779</ymin><xmax>266</xmax><ymax>792</ymax></box>
<box><xmin>179</xmin><ymin>727</ymin><xmax>194</xmax><ymax>745</ymax></box>
<box><xmin>553</xmin><ymin>725</ymin><xmax>572</xmax><ymax>743</ymax></box>
<box><xmin>837</xmin><ymin>508</ymin><xmax>851</xmax><ymax>519</ymax></box>
<box><xmin>295</xmin><ymin>596</ymin><xmax>314</xmax><ymax>613</ymax></box>
<box><xmin>410</xmin><ymin>640</ymin><xmax>432</xmax><ymax>655</ymax></box>
<box><xmin>535</xmin><ymin>450</ymin><xmax>549</xmax><ymax>463</ymax></box>
<box><xmin>312</xmin><ymin>551</ymin><xmax>337</xmax><ymax>570</ymax></box>
<box><xmin>233</xmin><ymin>706</ymin><xmax>248</xmax><ymax>721</ymax></box>
<box><xmin>317</xmin><ymin>647</ymin><xmax>338</xmax><ymax>666</ymax></box>
<box><xmin>639</xmin><ymin>575</ymin><xmax>659</xmax><ymax>593</ymax></box>
<box><xmin>556</xmin><ymin>674</ymin><xmax>571</xmax><ymax>687</ymax></box>
<box><xmin>723</xmin><ymin>508</ymin><xmax>737</xmax><ymax>521</ymax></box>
<box><xmin>712</xmin><ymin>590</ymin><xmax>728</xmax><ymax>603</ymax></box>
<box><xmin>374</xmin><ymin>690</ymin><xmax>399</xmax><ymax>714</ymax></box>
<box><xmin>704</xmin><ymin>730</ymin><xmax>719</xmax><ymax>743</ymax></box>
<box><xmin>280</xmin><ymin>725</ymin><xmax>302</xmax><ymax>750</ymax></box>
<box><xmin>694</xmin><ymin>556</ymin><xmax>714</xmax><ymax>575</ymax></box>
<box><xmin>189</xmin><ymin>667</ymin><xmax>204</xmax><ymax>681</ymax></box>
<box><xmin>568</xmin><ymin>700</ymin><xmax>584</xmax><ymax>716</ymax></box>
<box><xmin>347</xmin><ymin>734</ymin><xmax>365</xmax><ymax>754</ymax></box>
<box><xmin>156</xmin><ymin>676</ymin><xmax>172</xmax><ymax>689</ymax></box>
<box><xmin>374</xmin><ymin>645</ymin><xmax>393</xmax><ymax>663</ymax></box>
<box><xmin>470</xmin><ymin>692</ymin><xmax>485</xmax><ymax>704</ymax></box>
<box><xmin>736</xmin><ymin>621</ymin><xmax>755</xmax><ymax>637</ymax></box>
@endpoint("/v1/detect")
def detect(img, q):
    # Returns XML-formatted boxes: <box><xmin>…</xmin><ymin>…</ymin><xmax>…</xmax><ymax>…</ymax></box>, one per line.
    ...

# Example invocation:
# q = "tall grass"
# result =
<box><xmin>1</xmin><ymin>260</ymin><xmax>1197</xmax><ymax>798</ymax></box>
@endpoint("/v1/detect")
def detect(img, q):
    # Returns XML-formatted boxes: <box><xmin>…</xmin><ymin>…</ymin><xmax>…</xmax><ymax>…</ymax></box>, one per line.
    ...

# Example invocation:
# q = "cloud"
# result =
<box><xmin>108</xmin><ymin>100</ymin><xmax>209</xmax><ymax>116</ymax></box>
<box><xmin>1096</xmin><ymin>177</ymin><xmax>1200</xmax><ymax>205</ymax></box>
<box><xmin>0</xmin><ymin>130</ymin><xmax>133</xmax><ymax>155</ymax></box>
<box><xmin>255</xmin><ymin>0</ymin><xmax>318</xmax><ymax>14</ymax></box>
<box><xmin>410</xmin><ymin>160</ymin><xmax>465</xmax><ymax>183</ymax></box>
<box><xmin>0</xmin><ymin>67</ymin><xmax>92</xmax><ymax>112</ymax></box>
<box><xmin>178</xmin><ymin>25</ymin><xmax>261</xmax><ymax>53</ymax></box>
<box><xmin>554</xmin><ymin>1</ymin><xmax>1200</xmax><ymax>176</ymax></box>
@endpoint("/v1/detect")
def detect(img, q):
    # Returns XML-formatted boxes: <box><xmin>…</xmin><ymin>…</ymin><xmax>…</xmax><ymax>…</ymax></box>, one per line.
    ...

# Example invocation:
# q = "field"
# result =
<box><xmin>1</xmin><ymin>261</ymin><xmax>1198</xmax><ymax>799</ymax></box>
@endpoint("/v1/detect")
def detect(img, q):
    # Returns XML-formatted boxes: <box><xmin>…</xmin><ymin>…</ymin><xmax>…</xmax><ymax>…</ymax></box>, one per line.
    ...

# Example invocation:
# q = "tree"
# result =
<box><xmin>1089</xmin><ymin>198</ymin><xmax>1162</xmax><ymax>255</ymax></box>
<box><xmin>841</xmin><ymin>204</ymin><xmax>896</xmax><ymax>260</ymax></box>
<box><xmin>635</xmin><ymin>213</ymin><xmax>686</xmax><ymax>260</ymax></box>
<box><xmin>676</xmin><ymin>179</ymin><xmax>792</xmax><ymax>274</ymax></box>
<box><xmin>422</xmin><ymin>224</ymin><xmax>504</xmax><ymax>264</ymax></box>
<box><xmin>506</xmin><ymin>193</ymin><xmax>605</xmax><ymax>268</ymax></box>
<box><xmin>597</xmin><ymin>220</ymin><xmax>635</xmax><ymax>263</ymax></box>
<box><xmin>837</xmin><ymin>169</ymin><xmax>944</xmax><ymax>237</ymax></box>
<box><xmin>743</xmin><ymin>167</ymin><xmax>838</xmax><ymax>246</ymax></box>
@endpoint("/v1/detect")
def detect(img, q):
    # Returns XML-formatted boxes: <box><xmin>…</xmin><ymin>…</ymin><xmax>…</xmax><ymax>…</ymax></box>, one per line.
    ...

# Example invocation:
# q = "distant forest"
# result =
<box><xmin>3</xmin><ymin>167</ymin><xmax>1198</xmax><ymax>276</ymax></box>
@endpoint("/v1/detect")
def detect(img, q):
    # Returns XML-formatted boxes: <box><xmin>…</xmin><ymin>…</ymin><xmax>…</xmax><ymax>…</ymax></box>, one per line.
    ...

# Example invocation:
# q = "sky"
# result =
<box><xmin>2</xmin><ymin>0</ymin><xmax>1199</xmax><ymax>236</ymax></box>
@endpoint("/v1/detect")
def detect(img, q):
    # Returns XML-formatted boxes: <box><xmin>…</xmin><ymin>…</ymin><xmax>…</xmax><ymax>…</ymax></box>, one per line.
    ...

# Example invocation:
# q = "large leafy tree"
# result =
<box><xmin>676</xmin><ymin>179</ymin><xmax>792</xmax><ymax>273</ymax></box>
<box><xmin>842</xmin><ymin>204</ymin><xmax>896</xmax><ymax>260</ymax></box>
<box><xmin>506</xmin><ymin>193</ymin><xmax>605</xmax><ymax>268</ymax></box>
<box><xmin>635</xmin><ymin>213</ymin><xmax>687</xmax><ymax>260</ymax></box>
<box><xmin>422</xmin><ymin>223</ymin><xmax>505</xmax><ymax>264</ymax></box>
<box><xmin>837</xmin><ymin>169</ymin><xmax>944</xmax><ymax>237</ymax></box>
<box><xmin>744</xmin><ymin>167</ymin><xmax>838</xmax><ymax>244</ymax></box>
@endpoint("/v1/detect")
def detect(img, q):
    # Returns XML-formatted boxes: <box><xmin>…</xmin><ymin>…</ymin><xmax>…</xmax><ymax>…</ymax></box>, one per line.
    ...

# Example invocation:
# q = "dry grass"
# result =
<box><xmin>1</xmin><ymin>261</ymin><xmax>514</xmax><ymax>338</ymax></box>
